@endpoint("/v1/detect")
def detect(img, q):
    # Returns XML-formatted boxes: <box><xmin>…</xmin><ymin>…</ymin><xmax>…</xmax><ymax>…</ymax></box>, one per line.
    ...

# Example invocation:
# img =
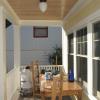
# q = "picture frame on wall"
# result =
<box><xmin>33</xmin><ymin>27</ymin><xmax>48</xmax><ymax>38</ymax></box>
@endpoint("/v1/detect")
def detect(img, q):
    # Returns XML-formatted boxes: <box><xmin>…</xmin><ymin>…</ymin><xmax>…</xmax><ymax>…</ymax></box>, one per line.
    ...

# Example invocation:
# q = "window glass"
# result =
<box><xmin>94</xmin><ymin>22</ymin><xmax>100</xmax><ymax>40</ymax></box>
<box><xmin>94</xmin><ymin>41</ymin><xmax>100</xmax><ymax>57</ymax></box>
<box><xmin>76</xmin><ymin>27</ymin><xmax>87</xmax><ymax>55</ymax></box>
<box><xmin>93</xmin><ymin>21</ymin><xmax>100</xmax><ymax>96</ymax></box>
<box><xmin>93</xmin><ymin>21</ymin><xmax>100</xmax><ymax>57</ymax></box>
<box><xmin>68</xmin><ymin>55</ymin><xmax>74</xmax><ymax>72</ymax></box>
<box><xmin>93</xmin><ymin>60</ymin><xmax>100</xmax><ymax>92</ymax></box>
<box><xmin>68</xmin><ymin>33</ymin><xmax>74</xmax><ymax>72</ymax></box>
<box><xmin>77</xmin><ymin>56</ymin><xmax>87</xmax><ymax>82</ymax></box>
<box><xmin>68</xmin><ymin>34</ymin><xmax>73</xmax><ymax>53</ymax></box>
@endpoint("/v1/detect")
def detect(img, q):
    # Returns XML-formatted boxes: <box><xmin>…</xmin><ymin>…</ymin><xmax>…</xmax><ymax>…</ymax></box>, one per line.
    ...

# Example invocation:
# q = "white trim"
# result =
<box><xmin>65</xmin><ymin>7</ymin><xmax>100</xmax><ymax>100</ymax></box>
<box><xmin>19</xmin><ymin>20</ymin><xmax>63</xmax><ymax>26</ymax></box>
<box><xmin>0</xmin><ymin>0</ymin><xmax>19</xmax><ymax>24</ymax></box>
<box><xmin>63</xmin><ymin>0</ymin><xmax>92</xmax><ymax>21</ymax></box>
<box><xmin>93</xmin><ymin>57</ymin><xmax>100</xmax><ymax>60</ymax></box>
<box><xmin>76</xmin><ymin>54</ymin><xmax>87</xmax><ymax>58</ymax></box>
<box><xmin>88</xmin><ymin>94</ymin><xmax>97</xmax><ymax>100</ymax></box>
<box><xmin>66</xmin><ymin>9</ymin><xmax>100</xmax><ymax>33</ymax></box>
<box><xmin>84</xmin><ymin>91</ymin><xmax>97</xmax><ymax>100</ymax></box>
<box><xmin>62</xmin><ymin>28</ymin><xmax>68</xmax><ymax>73</ymax></box>
<box><xmin>69</xmin><ymin>53</ymin><xmax>74</xmax><ymax>55</ymax></box>
<box><xmin>66</xmin><ymin>35</ymin><xmax>69</xmax><ymax>74</ymax></box>
<box><xmin>87</xmin><ymin>23</ymin><xmax>93</xmax><ymax>95</ymax></box>
<box><xmin>67</xmin><ymin>23</ymin><xmax>87</xmax><ymax>34</ymax></box>
<box><xmin>97</xmin><ymin>91</ymin><xmax>100</xmax><ymax>100</ymax></box>
<box><xmin>0</xmin><ymin>7</ymin><xmax>7</xmax><ymax>100</ymax></box>
<box><xmin>73</xmin><ymin>31</ymin><xmax>77</xmax><ymax>80</ymax></box>
<box><xmin>7</xmin><ymin>66</ymin><xmax>20</xmax><ymax>100</ymax></box>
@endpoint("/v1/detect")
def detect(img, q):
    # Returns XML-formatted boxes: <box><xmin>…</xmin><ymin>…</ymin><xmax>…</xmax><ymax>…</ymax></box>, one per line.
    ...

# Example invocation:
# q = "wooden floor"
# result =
<box><xmin>18</xmin><ymin>96</ymin><xmax>72</xmax><ymax>100</ymax></box>
<box><xmin>12</xmin><ymin>90</ymin><xmax>89</xmax><ymax>100</ymax></box>
<box><xmin>18</xmin><ymin>94</ymin><xmax>89</xmax><ymax>100</ymax></box>
<box><xmin>18</xmin><ymin>96</ymin><xmax>41</xmax><ymax>100</ymax></box>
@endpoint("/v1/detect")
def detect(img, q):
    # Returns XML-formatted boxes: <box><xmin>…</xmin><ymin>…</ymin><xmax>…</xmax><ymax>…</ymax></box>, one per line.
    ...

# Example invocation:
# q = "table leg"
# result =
<box><xmin>77</xmin><ymin>93</ymin><xmax>82</xmax><ymax>100</ymax></box>
<box><xmin>41</xmin><ymin>92</ymin><xmax>45</xmax><ymax>100</ymax></box>
<box><xmin>77</xmin><ymin>95</ymin><xmax>82</xmax><ymax>100</ymax></box>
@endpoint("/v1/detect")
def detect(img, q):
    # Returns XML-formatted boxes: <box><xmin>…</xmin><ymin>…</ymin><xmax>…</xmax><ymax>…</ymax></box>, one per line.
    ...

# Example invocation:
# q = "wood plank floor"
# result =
<box><xmin>18</xmin><ymin>96</ymin><xmax>72</xmax><ymax>100</ymax></box>
<box><xmin>12</xmin><ymin>90</ymin><xmax>89</xmax><ymax>100</ymax></box>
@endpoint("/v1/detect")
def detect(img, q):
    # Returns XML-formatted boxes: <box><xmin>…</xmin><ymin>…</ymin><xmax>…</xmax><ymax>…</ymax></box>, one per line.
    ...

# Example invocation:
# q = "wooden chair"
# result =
<box><xmin>41</xmin><ymin>68</ymin><xmax>63</xmax><ymax>100</ymax></box>
<box><xmin>52</xmin><ymin>75</ymin><xmax>63</xmax><ymax>100</ymax></box>
<box><xmin>32</xmin><ymin>61</ymin><xmax>40</xmax><ymax>97</ymax></box>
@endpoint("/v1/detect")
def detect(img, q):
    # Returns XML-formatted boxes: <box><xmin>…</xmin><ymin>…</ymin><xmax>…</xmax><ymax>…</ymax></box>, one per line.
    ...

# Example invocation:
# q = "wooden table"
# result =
<box><xmin>40</xmin><ymin>80</ymin><xmax>83</xmax><ymax>100</ymax></box>
<box><xmin>62</xmin><ymin>81</ymin><xmax>82</xmax><ymax>100</ymax></box>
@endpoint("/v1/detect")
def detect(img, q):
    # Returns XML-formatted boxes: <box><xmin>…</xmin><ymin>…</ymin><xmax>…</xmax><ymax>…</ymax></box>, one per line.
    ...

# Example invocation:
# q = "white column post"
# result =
<box><xmin>73</xmin><ymin>31</ymin><xmax>77</xmax><ymax>80</ymax></box>
<box><xmin>62</xmin><ymin>28</ymin><xmax>68</xmax><ymax>73</ymax></box>
<box><xmin>0</xmin><ymin>7</ymin><xmax>6</xmax><ymax>100</ymax></box>
<box><xmin>14</xmin><ymin>25</ymin><xmax>21</xmax><ymax>88</ymax></box>
<box><xmin>87</xmin><ymin>23</ymin><xmax>93</xmax><ymax>96</ymax></box>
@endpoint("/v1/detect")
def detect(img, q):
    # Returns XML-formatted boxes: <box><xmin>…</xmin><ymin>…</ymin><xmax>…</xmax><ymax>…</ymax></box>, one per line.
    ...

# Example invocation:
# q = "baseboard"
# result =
<box><xmin>11</xmin><ymin>89</ymin><xmax>20</xmax><ymax>100</ymax></box>
<box><xmin>70</xmin><ymin>96</ymin><xmax>76</xmax><ymax>100</ymax></box>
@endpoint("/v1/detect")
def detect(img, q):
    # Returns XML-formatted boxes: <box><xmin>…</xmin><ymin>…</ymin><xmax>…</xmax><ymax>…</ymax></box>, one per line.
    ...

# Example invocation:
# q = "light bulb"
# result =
<box><xmin>39</xmin><ymin>2</ymin><xmax>47</xmax><ymax>13</ymax></box>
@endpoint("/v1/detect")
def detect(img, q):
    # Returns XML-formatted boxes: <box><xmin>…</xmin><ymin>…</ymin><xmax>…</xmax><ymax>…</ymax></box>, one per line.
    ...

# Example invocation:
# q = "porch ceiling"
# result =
<box><xmin>7</xmin><ymin>0</ymin><xmax>78</xmax><ymax>20</ymax></box>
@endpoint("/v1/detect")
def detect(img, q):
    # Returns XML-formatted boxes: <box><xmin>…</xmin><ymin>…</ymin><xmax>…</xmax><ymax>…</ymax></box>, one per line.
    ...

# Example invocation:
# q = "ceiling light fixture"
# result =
<box><xmin>39</xmin><ymin>0</ymin><xmax>47</xmax><ymax>13</ymax></box>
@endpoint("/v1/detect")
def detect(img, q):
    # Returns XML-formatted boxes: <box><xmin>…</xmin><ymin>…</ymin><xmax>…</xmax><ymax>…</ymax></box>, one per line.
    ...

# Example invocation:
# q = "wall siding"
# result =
<box><xmin>20</xmin><ymin>26</ymin><xmax>62</xmax><ymax>65</ymax></box>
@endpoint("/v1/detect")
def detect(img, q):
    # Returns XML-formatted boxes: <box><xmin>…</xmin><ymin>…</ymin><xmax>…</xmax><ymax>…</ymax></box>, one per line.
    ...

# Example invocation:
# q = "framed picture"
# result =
<box><xmin>33</xmin><ymin>27</ymin><xmax>48</xmax><ymax>38</ymax></box>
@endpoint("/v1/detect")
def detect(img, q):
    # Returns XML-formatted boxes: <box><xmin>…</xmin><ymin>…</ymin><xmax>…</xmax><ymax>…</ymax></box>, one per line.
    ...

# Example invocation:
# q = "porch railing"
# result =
<box><xmin>39</xmin><ymin>65</ymin><xmax>63</xmax><ymax>73</ymax></box>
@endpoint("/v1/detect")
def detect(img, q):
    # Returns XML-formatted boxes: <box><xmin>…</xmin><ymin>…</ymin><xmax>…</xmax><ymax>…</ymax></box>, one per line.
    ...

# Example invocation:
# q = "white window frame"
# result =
<box><xmin>66</xmin><ymin>9</ymin><xmax>100</xmax><ymax>100</ymax></box>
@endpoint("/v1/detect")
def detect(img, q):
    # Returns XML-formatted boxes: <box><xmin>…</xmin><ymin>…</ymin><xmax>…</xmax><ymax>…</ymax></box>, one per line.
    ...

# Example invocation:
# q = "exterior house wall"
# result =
<box><xmin>0</xmin><ymin>0</ymin><xmax>20</xmax><ymax>99</ymax></box>
<box><xmin>63</xmin><ymin>0</ymin><xmax>100</xmax><ymax>100</ymax></box>
<box><xmin>6</xmin><ymin>23</ymin><xmax>20</xmax><ymax>100</ymax></box>
<box><xmin>6</xmin><ymin>25</ymin><xmax>14</xmax><ymax>73</ymax></box>
<box><xmin>0</xmin><ymin>7</ymin><xmax>6</xmax><ymax>100</ymax></box>
<box><xmin>20</xmin><ymin>26</ymin><xmax>62</xmax><ymax>65</ymax></box>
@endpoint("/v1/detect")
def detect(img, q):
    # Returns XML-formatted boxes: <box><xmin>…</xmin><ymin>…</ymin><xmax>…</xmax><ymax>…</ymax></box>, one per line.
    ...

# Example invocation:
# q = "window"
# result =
<box><xmin>77</xmin><ymin>56</ymin><xmax>87</xmax><ymax>82</ymax></box>
<box><xmin>68</xmin><ymin>55</ymin><xmax>73</xmax><ymax>71</ymax></box>
<box><xmin>68</xmin><ymin>34</ymin><xmax>74</xmax><ymax>53</ymax></box>
<box><xmin>76</xmin><ymin>27</ymin><xmax>87</xmax><ymax>82</ymax></box>
<box><xmin>93</xmin><ymin>60</ymin><xmax>100</xmax><ymax>94</ymax></box>
<box><xmin>93</xmin><ymin>21</ymin><xmax>100</xmax><ymax>57</ymax></box>
<box><xmin>33</xmin><ymin>27</ymin><xmax>48</xmax><ymax>38</ymax></box>
<box><xmin>68</xmin><ymin>33</ymin><xmax>74</xmax><ymax>72</ymax></box>
<box><xmin>76</xmin><ymin>27</ymin><xmax>87</xmax><ymax>55</ymax></box>
<box><xmin>6</xmin><ymin>19</ymin><xmax>14</xmax><ymax>73</ymax></box>
<box><xmin>93</xmin><ymin>21</ymin><xmax>100</xmax><ymax>96</ymax></box>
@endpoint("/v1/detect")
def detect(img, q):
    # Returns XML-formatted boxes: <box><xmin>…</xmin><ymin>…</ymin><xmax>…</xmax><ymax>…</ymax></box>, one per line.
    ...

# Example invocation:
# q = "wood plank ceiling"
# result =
<box><xmin>7</xmin><ymin>0</ymin><xmax>78</xmax><ymax>20</ymax></box>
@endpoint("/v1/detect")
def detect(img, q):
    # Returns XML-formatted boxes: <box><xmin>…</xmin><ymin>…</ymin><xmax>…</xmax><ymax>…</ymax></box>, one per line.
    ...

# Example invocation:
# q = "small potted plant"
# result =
<box><xmin>48</xmin><ymin>45</ymin><xmax>62</xmax><ymax>65</ymax></box>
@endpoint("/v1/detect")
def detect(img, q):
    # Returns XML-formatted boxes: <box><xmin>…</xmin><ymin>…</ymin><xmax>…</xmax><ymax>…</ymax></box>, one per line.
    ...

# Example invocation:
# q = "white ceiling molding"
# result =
<box><xmin>19</xmin><ymin>20</ymin><xmax>63</xmax><ymax>27</ymax></box>
<box><xmin>0</xmin><ymin>0</ymin><xmax>19</xmax><ymax>24</ymax></box>
<box><xmin>63</xmin><ymin>0</ymin><xmax>92</xmax><ymax>22</ymax></box>
<box><xmin>66</xmin><ymin>9</ymin><xmax>100</xmax><ymax>33</ymax></box>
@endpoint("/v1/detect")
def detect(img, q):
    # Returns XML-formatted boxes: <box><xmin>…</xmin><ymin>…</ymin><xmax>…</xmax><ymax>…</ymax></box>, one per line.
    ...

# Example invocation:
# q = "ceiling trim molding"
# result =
<box><xmin>61</xmin><ymin>0</ymin><xmax>65</xmax><ymax>18</ymax></box>
<box><xmin>19</xmin><ymin>20</ymin><xmax>63</xmax><ymax>26</ymax></box>
<box><xmin>1</xmin><ymin>0</ymin><xmax>19</xmax><ymax>24</ymax></box>
<box><xmin>65</xmin><ymin>9</ymin><xmax>100</xmax><ymax>33</ymax></box>
<box><xmin>63</xmin><ymin>0</ymin><xmax>92</xmax><ymax>22</ymax></box>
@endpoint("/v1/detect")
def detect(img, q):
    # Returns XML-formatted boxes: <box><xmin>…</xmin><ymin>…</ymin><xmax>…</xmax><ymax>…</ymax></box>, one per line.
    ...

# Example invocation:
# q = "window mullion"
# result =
<box><xmin>74</xmin><ymin>31</ymin><xmax>77</xmax><ymax>80</ymax></box>
<box><xmin>87</xmin><ymin>23</ymin><xmax>93</xmax><ymax>95</ymax></box>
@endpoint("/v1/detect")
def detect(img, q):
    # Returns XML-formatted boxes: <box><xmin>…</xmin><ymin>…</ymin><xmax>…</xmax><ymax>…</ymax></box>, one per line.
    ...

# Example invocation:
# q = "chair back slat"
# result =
<box><xmin>52</xmin><ymin>68</ymin><xmax>63</xmax><ymax>100</ymax></box>
<box><xmin>32</xmin><ymin>61</ymin><xmax>40</xmax><ymax>96</ymax></box>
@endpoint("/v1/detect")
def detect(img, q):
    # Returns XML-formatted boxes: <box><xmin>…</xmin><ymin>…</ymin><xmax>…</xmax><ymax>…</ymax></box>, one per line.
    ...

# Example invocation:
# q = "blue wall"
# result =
<box><xmin>20</xmin><ymin>26</ymin><xmax>62</xmax><ymax>65</ymax></box>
